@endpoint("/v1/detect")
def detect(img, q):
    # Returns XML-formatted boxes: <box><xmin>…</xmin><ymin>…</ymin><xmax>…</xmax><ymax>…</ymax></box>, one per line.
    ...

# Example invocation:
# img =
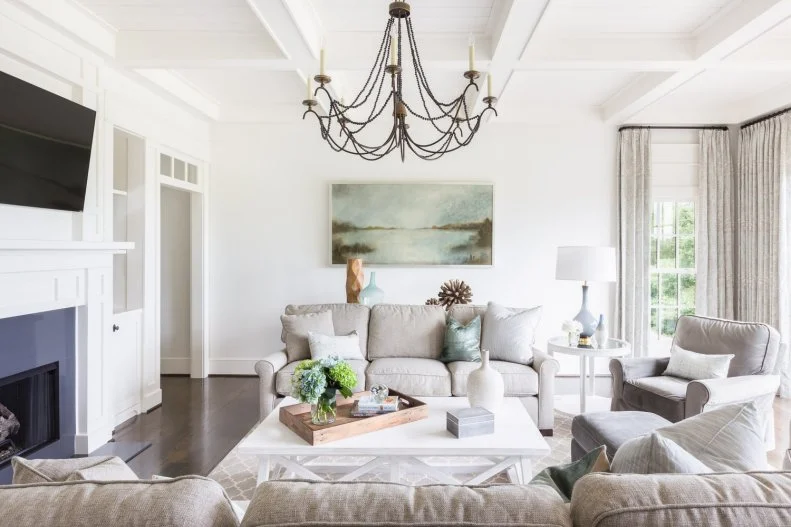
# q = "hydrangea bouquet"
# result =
<box><xmin>291</xmin><ymin>356</ymin><xmax>358</xmax><ymax>425</ymax></box>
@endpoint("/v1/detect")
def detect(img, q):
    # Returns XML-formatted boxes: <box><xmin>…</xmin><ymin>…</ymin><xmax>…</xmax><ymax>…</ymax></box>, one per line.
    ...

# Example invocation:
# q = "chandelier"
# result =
<box><xmin>301</xmin><ymin>1</ymin><xmax>498</xmax><ymax>162</ymax></box>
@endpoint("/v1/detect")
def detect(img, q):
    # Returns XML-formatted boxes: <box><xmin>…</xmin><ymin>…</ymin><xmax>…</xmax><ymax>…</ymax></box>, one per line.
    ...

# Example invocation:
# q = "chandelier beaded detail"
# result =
<box><xmin>301</xmin><ymin>1</ymin><xmax>498</xmax><ymax>162</ymax></box>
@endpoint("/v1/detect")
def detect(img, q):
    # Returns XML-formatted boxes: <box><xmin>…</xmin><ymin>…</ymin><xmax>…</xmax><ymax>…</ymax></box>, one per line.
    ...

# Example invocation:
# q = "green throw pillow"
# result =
<box><xmin>440</xmin><ymin>315</ymin><xmax>481</xmax><ymax>363</ymax></box>
<box><xmin>530</xmin><ymin>445</ymin><xmax>610</xmax><ymax>502</ymax></box>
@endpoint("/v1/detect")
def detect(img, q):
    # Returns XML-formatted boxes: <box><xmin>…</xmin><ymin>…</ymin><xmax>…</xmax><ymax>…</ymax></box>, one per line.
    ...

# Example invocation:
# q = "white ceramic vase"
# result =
<box><xmin>467</xmin><ymin>348</ymin><xmax>504</xmax><ymax>413</ymax></box>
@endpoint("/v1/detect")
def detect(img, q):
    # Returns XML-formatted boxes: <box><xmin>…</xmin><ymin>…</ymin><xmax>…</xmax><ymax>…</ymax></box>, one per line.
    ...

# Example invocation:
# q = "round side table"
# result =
<box><xmin>547</xmin><ymin>336</ymin><xmax>631</xmax><ymax>413</ymax></box>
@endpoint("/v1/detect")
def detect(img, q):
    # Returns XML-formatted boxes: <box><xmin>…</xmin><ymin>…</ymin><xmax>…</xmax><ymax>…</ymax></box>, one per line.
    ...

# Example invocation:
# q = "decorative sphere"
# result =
<box><xmin>370</xmin><ymin>384</ymin><xmax>389</xmax><ymax>402</ymax></box>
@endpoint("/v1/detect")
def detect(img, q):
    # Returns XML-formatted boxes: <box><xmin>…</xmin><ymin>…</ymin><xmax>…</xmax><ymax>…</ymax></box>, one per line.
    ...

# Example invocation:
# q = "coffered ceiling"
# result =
<box><xmin>75</xmin><ymin>0</ymin><xmax>791</xmax><ymax>125</ymax></box>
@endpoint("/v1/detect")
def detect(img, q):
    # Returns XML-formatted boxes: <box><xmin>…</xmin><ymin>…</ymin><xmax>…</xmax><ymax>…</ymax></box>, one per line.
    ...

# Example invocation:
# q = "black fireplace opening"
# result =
<box><xmin>0</xmin><ymin>362</ymin><xmax>59</xmax><ymax>467</ymax></box>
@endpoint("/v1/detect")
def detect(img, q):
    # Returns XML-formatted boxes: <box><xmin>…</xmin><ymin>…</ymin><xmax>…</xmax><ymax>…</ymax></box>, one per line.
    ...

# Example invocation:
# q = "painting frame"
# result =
<box><xmin>329</xmin><ymin>181</ymin><xmax>495</xmax><ymax>267</ymax></box>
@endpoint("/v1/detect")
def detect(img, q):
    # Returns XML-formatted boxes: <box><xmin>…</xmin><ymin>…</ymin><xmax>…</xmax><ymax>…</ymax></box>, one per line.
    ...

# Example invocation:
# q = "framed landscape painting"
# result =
<box><xmin>330</xmin><ymin>183</ymin><xmax>493</xmax><ymax>266</ymax></box>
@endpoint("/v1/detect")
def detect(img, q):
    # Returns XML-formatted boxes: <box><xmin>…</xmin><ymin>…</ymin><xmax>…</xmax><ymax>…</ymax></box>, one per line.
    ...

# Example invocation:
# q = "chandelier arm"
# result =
<box><xmin>406</xmin><ymin>19</ymin><xmax>458</xmax><ymax>108</ymax></box>
<box><xmin>345</xmin><ymin>18</ymin><xmax>394</xmax><ymax>110</ymax></box>
<box><xmin>404</xmin><ymin>133</ymin><xmax>452</xmax><ymax>161</ymax></box>
<box><xmin>402</xmin><ymin>81</ymin><xmax>477</xmax><ymax>122</ymax></box>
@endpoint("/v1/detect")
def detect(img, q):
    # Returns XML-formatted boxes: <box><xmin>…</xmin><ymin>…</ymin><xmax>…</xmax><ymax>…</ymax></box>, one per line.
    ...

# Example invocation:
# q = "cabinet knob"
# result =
<box><xmin>112</xmin><ymin>324</ymin><xmax>120</xmax><ymax>332</ymax></box>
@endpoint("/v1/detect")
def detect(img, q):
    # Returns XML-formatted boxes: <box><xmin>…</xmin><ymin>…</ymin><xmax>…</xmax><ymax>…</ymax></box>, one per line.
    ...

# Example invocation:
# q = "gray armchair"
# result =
<box><xmin>611</xmin><ymin>315</ymin><xmax>781</xmax><ymax>446</ymax></box>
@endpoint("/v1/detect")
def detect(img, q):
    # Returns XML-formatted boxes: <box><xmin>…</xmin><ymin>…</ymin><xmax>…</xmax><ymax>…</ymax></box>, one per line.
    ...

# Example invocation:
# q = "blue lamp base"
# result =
<box><xmin>573</xmin><ymin>284</ymin><xmax>598</xmax><ymax>345</ymax></box>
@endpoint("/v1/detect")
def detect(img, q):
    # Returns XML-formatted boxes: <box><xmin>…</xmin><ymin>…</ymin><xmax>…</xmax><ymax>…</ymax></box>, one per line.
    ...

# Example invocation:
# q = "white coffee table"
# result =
<box><xmin>238</xmin><ymin>396</ymin><xmax>550</xmax><ymax>486</ymax></box>
<box><xmin>547</xmin><ymin>336</ymin><xmax>631</xmax><ymax>413</ymax></box>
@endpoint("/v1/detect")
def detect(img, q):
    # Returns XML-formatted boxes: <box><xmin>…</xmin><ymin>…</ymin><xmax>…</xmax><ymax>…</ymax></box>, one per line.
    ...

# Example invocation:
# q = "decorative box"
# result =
<box><xmin>446</xmin><ymin>407</ymin><xmax>494</xmax><ymax>438</ymax></box>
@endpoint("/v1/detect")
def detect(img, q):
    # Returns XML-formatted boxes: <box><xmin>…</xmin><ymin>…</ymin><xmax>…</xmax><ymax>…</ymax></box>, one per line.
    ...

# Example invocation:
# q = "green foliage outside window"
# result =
<box><xmin>650</xmin><ymin>201</ymin><xmax>695</xmax><ymax>338</ymax></box>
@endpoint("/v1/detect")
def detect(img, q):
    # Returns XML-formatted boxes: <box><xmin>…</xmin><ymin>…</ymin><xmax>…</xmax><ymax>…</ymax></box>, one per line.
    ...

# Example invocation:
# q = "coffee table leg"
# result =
<box><xmin>519</xmin><ymin>458</ymin><xmax>532</xmax><ymax>482</ymax></box>
<box><xmin>256</xmin><ymin>456</ymin><xmax>270</xmax><ymax>485</ymax></box>
<box><xmin>389</xmin><ymin>457</ymin><xmax>401</xmax><ymax>482</ymax></box>
<box><xmin>579</xmin><ymin>355</ymin><xmax>587</xmax><ymax>413</ymax></box>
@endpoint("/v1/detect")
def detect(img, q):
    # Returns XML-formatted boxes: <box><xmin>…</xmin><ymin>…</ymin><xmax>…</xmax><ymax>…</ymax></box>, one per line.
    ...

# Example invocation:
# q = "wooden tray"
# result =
<box><xmin>279</xmin><ymin>390</ymin><xmax>428</xmax><ymax>445</ymax></box>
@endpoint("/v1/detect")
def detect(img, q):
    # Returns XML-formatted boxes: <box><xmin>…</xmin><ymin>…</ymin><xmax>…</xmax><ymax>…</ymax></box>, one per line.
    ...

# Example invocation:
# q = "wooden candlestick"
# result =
<box><xmin>346</xmin><ymin>258</ymin><xmax>364</xmax><ymax>303</ymax></box>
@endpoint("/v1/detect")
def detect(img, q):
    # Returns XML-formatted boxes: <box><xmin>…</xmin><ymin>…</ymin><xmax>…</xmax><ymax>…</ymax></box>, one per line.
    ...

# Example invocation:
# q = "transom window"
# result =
<box><xmin>649</xmin><ymin>201</ymin><xmax>695</xmax><ymax>351</ymax></box>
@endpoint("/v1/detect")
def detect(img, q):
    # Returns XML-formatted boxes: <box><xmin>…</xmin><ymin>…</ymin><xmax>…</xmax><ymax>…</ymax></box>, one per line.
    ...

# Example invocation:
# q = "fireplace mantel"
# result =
<box><xmin>0</xmin><ymin>240</ymin><xmax>134</xmax><ymax>454</ymax></box>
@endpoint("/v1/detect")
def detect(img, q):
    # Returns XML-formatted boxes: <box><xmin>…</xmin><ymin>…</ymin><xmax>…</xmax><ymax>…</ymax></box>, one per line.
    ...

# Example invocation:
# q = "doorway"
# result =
<box><xmin>158</xmin><ymin>151</ymin><xmax>207</xmax><ymax>378</ymax></box>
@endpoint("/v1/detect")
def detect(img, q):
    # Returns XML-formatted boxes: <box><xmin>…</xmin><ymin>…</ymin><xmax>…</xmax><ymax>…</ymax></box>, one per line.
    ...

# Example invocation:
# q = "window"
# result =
<box><xmin>649</xmin><ymin>201</ymin><xmax>695</xmax><ymax>353</ymax></box>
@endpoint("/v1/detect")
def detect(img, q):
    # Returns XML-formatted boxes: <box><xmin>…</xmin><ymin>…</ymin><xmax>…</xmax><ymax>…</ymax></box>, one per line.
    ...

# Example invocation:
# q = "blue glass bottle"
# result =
<box><xmin>359</xmin><ymin>272</ymin><xmax>385</xmax><ymax>306</ymax></box>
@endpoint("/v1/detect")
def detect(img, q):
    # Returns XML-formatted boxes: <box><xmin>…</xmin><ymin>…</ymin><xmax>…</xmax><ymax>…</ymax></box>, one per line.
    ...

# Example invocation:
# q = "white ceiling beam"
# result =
<box><xmin>472</xmin><ymin>0</ymin><xmax>552</xmax><ymax>116</ymax></box>
<box><xmin>116</xmin><ymin>31</ymin><xmax>282</xmax><ymax>67</ymax></box>
<box><xmin>134</xmin><ymin>69</ymin><xmax>220</xmax><ymax>120</ymax></box>
<box><xmin>523</xmin><ymin>37</ymin><xmax>693</xmax><ymax>62</ymax></box>
<box><xmin>602</xmin><ymin>0</ymin><xmax>791</xmax><ymax>123</ymax></box>
<box><xmin>246</xmin><ymin>0</ymin><xmax>338</xmax><ymax>112</ymax></box>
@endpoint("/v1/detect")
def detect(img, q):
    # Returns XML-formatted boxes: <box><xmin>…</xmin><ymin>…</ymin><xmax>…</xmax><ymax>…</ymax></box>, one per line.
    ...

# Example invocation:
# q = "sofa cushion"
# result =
<box><xmin>612</xmin><ymin>401</ymin><xmax>771</xmax><ymax>474</ymax></box>
<box><xmin>368</xmin><ymin>304</ymin><xmax>446</xmax><ymax>360</ymax></box>
<box><xmin>283</xmin><ymin>304</ymin><xmax>371</xmax><ymax>357</ymax></box>
<box><xmin>0</xmin><ymin>476</ymin><xmax>239</xmax><ymax>527</ymax></box>
<box><xmin>481</xmin><ymin>302</ymin><xmax>542</xmax><ymax>365</ymax></box>
<box><xmin>448</xmin><ymin>304</ymin><xmax>487</xmax><ymax>325</ymax></box>
<box><xmin>448</xmin><ymin>360</ymin><xmax>538</xmax><ymax>396</ymax></box>
<box><xmin>571</xmin><ymin>472</ymin><xmax>791</xmax><ymax>527</ymax></box>
<box><xmin>673</xmin><ymin>315</ymin><xmax>781</xmax><ymax>376</ymax></box>
<box><xmin>281</xmin><ymin>311</ymin><xmax>335</xmax><ymax>363</ymax></box>
<box><xmin>366</xmin><ymin>358</ymin><xmax>451</xmax><ymax>396</ymax></box>
<box><xmin>241</xmin><ymin>479</ymin><xmax>571</xmax><ymax>527</ymax></box>
<box><xmin>623</xmin><ymin>375</ymin><xmax>688</xmax><ymax>422</ymax></box>
<box><xmin>276</xmin><ymin>360</ymin><xmax>367</xmax><ymax>396</ymax></box>
<box><xmin>571</xmin><ymin>411</ymin><xmax>671</xmax><ymax>462</ymax></box>
<box><xmin>11</xmin><ymin>456</ymin><xmax>138</xmax><ymax>484</ymax></box>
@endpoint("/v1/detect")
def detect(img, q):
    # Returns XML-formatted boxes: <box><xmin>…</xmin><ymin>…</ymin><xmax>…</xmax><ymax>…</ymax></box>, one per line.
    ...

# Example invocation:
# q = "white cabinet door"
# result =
<box><xmin>110</xmin><ymin>309</ymin><xmax>143</xmax><ymax>427</ymax></box>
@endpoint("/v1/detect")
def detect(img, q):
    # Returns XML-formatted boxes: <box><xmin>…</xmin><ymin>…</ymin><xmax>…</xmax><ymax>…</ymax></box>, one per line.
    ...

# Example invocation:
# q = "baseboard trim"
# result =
<box><xmin>142</xmin><ymin>388</ymin><xmax>162</xmax><ymax>412</ymax></box>
<box><xmin>210</xmin><ymin>358</ymin><xmax>259</xmax><ymax>376</ymax></box>
<box><xmin>161</xmin><ymin>357</ymin><xmax>190</xmax><ymax>375</ymax></box>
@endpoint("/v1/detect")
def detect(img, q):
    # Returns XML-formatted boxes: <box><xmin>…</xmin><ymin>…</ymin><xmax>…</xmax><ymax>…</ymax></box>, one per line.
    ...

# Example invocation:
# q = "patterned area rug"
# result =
<box><xmin>208</xmin><ymin>410</ymin><xmax>573</xmax><ymax>501</ymax></box>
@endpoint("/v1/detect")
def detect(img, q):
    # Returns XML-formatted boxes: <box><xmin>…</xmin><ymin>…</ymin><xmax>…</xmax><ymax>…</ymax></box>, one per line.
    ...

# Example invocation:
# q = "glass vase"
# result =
<box><xmin>311</xmin><ymin>388</ymin><xmax>337</xmax><ymax>425</ymax></box>
<box><xmin>359</xmin><ymin>272</ymin><xmax>385</xmax><ymax>306</ymax></box>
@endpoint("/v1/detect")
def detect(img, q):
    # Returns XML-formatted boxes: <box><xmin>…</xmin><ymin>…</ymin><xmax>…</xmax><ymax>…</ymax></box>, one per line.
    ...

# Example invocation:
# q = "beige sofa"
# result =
<box><xmin>255</xmin><ymin>303</ymin><xmax>560</xmax><ymax>434</ymax></box>
<box><xmin>0</xmin><ymin>475</ymin><xmax>239</xmax><ymax>527</ymax></box>
<box><xmin>239</xmin><ymin>473</ymin><xmax>791</xmax><ymax>527</ymax></box>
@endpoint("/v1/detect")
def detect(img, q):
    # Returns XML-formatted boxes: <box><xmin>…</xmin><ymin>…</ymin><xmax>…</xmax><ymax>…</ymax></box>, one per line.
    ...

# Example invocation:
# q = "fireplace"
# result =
<box><xmin>0</xmin><ymin>362</ymin><xmax>60</xmax><ymax>467</ymax></box>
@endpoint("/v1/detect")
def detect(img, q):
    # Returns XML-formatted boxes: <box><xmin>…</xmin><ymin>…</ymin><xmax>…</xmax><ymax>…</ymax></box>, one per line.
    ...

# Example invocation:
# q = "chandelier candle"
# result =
<box><xmin>301</xmin><ymin>1</ymin><xmax>498</xmax><ymax>161</ymax></box>
<box><xmin>487</xmin><ymin>74</ymin><xmax>492</xmax><ymax>98</ymax></box>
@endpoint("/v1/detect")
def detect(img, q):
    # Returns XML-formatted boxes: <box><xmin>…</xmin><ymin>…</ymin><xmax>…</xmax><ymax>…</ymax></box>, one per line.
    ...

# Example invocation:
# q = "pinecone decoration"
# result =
<box><xmin>425</xmin><ymin>297</ymin><xmax>441</xmax><ymax>306</ymax></box>
<box><xmin>438</xmin><ymin>279</ymin><xmax>473</xmax><ymax>310</ymax></box>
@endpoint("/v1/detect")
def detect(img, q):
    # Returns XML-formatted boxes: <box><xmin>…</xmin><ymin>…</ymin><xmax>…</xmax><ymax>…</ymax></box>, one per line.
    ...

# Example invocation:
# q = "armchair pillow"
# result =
<box><xmin>440</xmin><ymin>315</ymin><xmax>481</xmax><ymax>363</ymax></box>
<box><xmin>662</xmin><ymin>345</ymin><xmax>734</xmax><ymax>380</ymax></box>
<box><xmin>307</xmin><ymin>331</ymin><xmax>365</xmax><ymax>361</ymax></box>
<box><xmin>481</xmin><ymin>302</ymin><xmax>542</xmax><ymax>365</ymax></box>
<box><xmin>611</xmin><ymin>401</ymin><xmax>771</xmax><ymax>474</ymax></box>
<box><xmin>281</xmin><ymin>310</ymin><xmax>335</xmax><ymax>362</ymax></box>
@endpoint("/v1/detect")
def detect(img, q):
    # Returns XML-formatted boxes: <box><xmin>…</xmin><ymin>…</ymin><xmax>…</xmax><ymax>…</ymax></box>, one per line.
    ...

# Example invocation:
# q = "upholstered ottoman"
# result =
<box><xmin>571</xmin><ymin>411</ymin><xmax>671</xmax><ymax>461</ymax></box>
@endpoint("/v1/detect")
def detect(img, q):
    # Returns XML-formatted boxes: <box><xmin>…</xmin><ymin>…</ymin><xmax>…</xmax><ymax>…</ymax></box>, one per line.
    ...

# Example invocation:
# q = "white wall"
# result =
<box><xmin>209</xmin><ymin>118</ymin><xmax>617</xmax><ymax>375</ymax></box>
<box><xmin>160</xmin><ymin>186</ymin><xmax>192</xmax><ymax>374</ymax></box>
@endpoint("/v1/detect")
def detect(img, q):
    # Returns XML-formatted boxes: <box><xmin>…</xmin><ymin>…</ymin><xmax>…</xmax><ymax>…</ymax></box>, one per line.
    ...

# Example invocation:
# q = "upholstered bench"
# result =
<box><xmin>571</xmin><ymin>411</ymin><xmax>671</xmax><ymax>461</ymax></box>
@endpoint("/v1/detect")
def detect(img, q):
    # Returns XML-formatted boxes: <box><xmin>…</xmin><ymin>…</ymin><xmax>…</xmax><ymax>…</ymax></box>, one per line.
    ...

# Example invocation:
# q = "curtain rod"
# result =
<box><xmin>618</xmin><ymin>125</ymin><xmax>728</xmax><ymax>131</ymax></box>
<box><xmin>740</xmin><ymin>107</ymin><xmax>791</xmax><ymax>129</ymax></box>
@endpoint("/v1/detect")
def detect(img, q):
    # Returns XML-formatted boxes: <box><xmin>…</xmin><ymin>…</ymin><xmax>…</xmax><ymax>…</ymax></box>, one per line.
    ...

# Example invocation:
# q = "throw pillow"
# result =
<box><xmin>11</xmin><ymin>456</ymin><xmax>139</xmax><ymax>484</ymax></box>
<box><xmin>610</xmin><ymin>433</ymin><xmax>712</xmax><ymax>474</ymax></box>
<box><xmin>440</xmin><ymin>315</ymin><xmax>482</xmax><ymax>363</ymax></box>
<box><xmin>480</xmin><ymin>302</ymin><xmax>542</xmax><ymax>365</ymax></box>
<box><xmin>281</xmin><ymin>310</ymin><xmax>335</xmax><ymax>362</ymax></box>
<box><xmin>530</xmin><ymin>445</ymin><xmax>610</xmax><ymax>502</ymax></box>
<box><xmin>662</xmin><ymin>344</ymin><xmax>734</xmax><ymax>380</ymax></box>
<box><xmin>308</xmin><ymin>331</ymin><xmax>365</xmax><ymax>361</ymax></box>
<box><xmin>611</xmin><ymin>401</ymin><xmax>771</xmax><ymax>474</ymax></box>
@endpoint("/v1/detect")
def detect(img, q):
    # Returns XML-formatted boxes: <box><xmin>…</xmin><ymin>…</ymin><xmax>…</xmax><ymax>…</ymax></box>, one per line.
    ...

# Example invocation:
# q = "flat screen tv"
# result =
<box><xmin>0</xmin><ymin>71</ymin><xmax>96</xmax><ymax>212</ymax></box>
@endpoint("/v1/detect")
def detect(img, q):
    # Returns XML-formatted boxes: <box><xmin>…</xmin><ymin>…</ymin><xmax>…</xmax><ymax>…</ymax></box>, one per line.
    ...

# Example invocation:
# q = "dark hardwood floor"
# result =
<box><xmin>113</xmin><ymin>376</ymin><xmax>259</xmax><ymax>478</ymax></box>
<box><xmin>111</xmin><ymin>375</ymin><xmax>791</xmax><ymax>477</ymax></box>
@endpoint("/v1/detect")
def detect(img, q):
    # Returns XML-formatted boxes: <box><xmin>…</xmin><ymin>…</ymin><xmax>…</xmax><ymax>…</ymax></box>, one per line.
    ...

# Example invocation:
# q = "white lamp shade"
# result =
<box><xmin>555</xmin><ymin>246</ymin><xmax>616</xmax><ymax>282</ymax></box>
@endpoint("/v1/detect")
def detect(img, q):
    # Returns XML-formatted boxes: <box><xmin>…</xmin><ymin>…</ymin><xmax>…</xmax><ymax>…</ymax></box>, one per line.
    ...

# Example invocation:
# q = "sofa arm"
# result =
<box><xmin>686</xmin><ymin>374</ymin><xmax>780</xmax><ymax>449</ymax></box>
<box><xmin>609</xmin><ymin>356</ymin><xmax>670</xmax><ymax>411</ymax></box>
<box><xmin>532</xmin><ymin>346</ymin><xmax>559</xmax><ymax>433</ymax></box>
<box><xmin>255</xmin><ymin>350</ymin><xmax>289</xmax><ymax>421</ymax></box>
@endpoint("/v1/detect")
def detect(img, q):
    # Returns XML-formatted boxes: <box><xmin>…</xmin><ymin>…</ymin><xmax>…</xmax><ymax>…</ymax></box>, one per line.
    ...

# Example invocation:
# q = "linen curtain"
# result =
<box><xmin>616</xmin><ymin>128</ymin><xmax>652</xmax><ymax>357</ymax></box>
<box><xmin>736</xmin><ymin>114</ymin><xmax>791</xmax><ymax>396</ymax></box>
<box><xmin>696</xmin><ymin>129</ymin><xmax>735</xmax><ymax>319</ymax></box>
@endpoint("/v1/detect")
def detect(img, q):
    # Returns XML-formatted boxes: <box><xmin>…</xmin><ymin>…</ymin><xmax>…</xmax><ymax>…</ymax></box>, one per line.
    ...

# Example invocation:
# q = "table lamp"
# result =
<box><xmin>555</xmin><ymin>246</ymin><xmax>616</xmax><ymax>346</ymax></box>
